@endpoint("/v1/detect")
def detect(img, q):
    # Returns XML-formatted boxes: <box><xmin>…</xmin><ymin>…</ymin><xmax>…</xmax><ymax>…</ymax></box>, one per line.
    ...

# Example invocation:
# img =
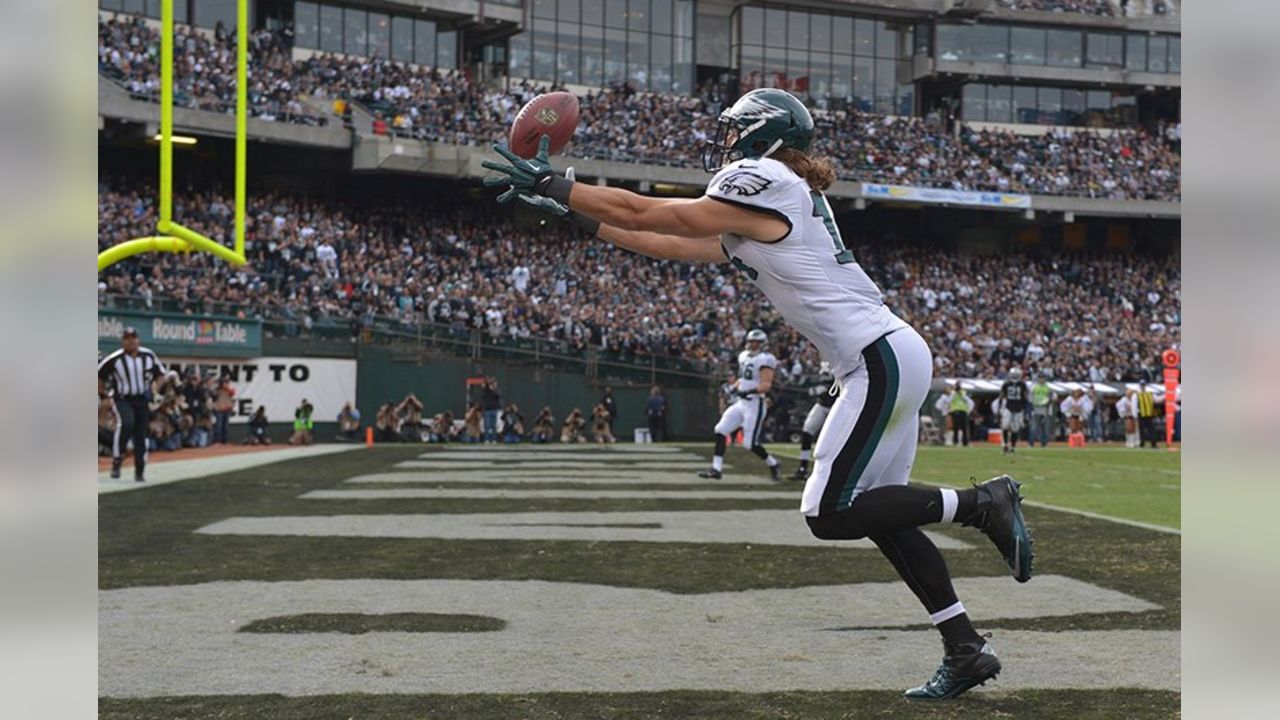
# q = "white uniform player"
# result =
<box><xmin>699</xmin><ymin>329</ymin><xmax>783</xmax><ymax>480</ymax></box>
<box><xmin>488</xmin><ymin>87</ymin><xmax>1031</xmax><ymax>698</ymax></box>
<box><xmin>794</xmin><ymin>362</ymin><xmax>837</xmax><ymax>480</ymax></box>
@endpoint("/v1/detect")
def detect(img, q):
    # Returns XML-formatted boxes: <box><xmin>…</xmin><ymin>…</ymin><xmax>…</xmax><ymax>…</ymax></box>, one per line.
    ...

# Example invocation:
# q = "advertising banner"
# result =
<box><xmin>98</xmin><ymin>309</ymin><xmax>262</xmax><ymax>357</ymax></box>
<box><xmin>165</xmin><ymin>357</ymin><xmax>357</xmax><ymax>424</ymax></box>
<box><xmin>862</xmin><ymin>183</ymin><xmax>1032</xmax><ymax>209</ymax></box>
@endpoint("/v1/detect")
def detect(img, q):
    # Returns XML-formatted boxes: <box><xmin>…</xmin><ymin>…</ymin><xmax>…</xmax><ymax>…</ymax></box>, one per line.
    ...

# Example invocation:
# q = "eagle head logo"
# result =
<box><xmin>717</xmin><ymin>170</ymin><xmax>773</xmax><ymax>197</ymax></box>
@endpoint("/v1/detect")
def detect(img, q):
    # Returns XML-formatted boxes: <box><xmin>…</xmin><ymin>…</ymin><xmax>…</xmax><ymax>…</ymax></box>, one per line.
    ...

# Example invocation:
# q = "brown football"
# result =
<box><xmin>509</xmin><ymin>91</ymin><xmax>580</xmax><ymax>159</ymax></box>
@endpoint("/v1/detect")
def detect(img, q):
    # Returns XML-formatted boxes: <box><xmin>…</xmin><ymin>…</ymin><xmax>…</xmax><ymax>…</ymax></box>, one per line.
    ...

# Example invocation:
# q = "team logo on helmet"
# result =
<box><xmin>535</xmin><ymin>107</ymin><xmax>560</xmax><ymax>126</ymax></box>
<box><xmin>716</xmin><ymin>170</ymin><xmax>772</xmax><ymax>197</ymax></box>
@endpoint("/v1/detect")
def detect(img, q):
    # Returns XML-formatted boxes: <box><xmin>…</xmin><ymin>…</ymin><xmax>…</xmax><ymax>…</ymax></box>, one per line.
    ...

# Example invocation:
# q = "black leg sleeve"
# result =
<box><xmin>799</xmin><ymin>431</ymin><xmax>814</xmax><ymax>451</ymax></box>
<box><xmin>806</xmin><ymin>485</ymin><xmax>945</xmax><ymax>540</ymax></box>
<box><xmin>750</xmin><ymin>444</ymin><xmax>769</xmax><ymax>460</ymax></box>
<box><xmin>132</xmin><ymin>399</ymin><xmax>149</xmax><ymax>476</ymax></box>
<box><xmin>713</xmin><ymin>433</ymin><xmax>726</xmax><ymax>456</ymax></box>
<box><xmin>869</xmin><ymin>528</ymin><xmax>961</xmax><ymax>615</ymax></box>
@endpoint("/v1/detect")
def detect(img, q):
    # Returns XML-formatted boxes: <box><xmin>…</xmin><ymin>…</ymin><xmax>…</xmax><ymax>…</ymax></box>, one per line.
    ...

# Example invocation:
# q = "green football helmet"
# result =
<box><xmin>702</xmin><ymin>88</ymin><xmax>816</xmax><ymax>172</ymax></box>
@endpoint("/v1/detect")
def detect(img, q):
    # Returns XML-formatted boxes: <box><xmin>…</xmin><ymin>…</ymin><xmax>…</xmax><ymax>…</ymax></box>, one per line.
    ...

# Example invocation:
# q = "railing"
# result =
<box><xmin>99</xmin><ymin>293</ymin><xmax>722</xmax><ymax>386</ymax></box>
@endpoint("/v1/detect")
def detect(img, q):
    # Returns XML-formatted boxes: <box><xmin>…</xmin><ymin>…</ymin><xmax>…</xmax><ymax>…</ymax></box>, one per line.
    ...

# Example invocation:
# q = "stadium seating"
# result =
<box><xmin>97</xmin><ymin>15</ymin><xmax>1181</xmax><ymax>201</ymax></box>
<box><xmin>98</xmin><ymin>180</ymin><xmax>1180</xmax><ymax>384</ymax></box>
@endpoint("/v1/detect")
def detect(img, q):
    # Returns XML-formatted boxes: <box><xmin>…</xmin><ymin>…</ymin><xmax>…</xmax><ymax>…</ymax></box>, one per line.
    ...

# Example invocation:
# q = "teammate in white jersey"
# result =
<box><xmin>697</xmin><ymin>329</ymin><xmax>783</xmax><ymax>481</ymax></box>
<box><xmin>483</xmin><ymin>88</ymin><xmax>1034</xmax><ymax>701</ymax></box>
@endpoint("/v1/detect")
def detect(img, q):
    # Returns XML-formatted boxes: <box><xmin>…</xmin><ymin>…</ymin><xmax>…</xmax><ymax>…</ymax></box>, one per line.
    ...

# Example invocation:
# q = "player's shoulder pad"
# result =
<box><xmin>758</xmin><ymin>352</ymin><xmax>778</xmax><ymax>368</ymax></box>
<box><xmin>706</xmin><ymin>157</ymin><xmax>795</xmax><ymax>202</ymax></box>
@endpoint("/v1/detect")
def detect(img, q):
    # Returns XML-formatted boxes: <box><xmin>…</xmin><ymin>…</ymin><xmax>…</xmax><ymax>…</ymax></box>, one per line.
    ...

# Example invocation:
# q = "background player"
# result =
<box><xmin>696</xmin><ymin>329</ymin><xmax>781</xmax><ymax>481</ymax></box>
<box><xmin>999</xmin><ymin>368</ymin><xmax>1029</xmax><ymax>454</ymax></box>
<box><xmin>97</xmin><ymin>326</ymin><xmax>169</xmax><ymax>482</ymax></box>
<box><xmin>794</xmin><ymin>361</ymin><xmax>837</xmax><ymax>480</ymax></box>
<box><xmin>484</xmin><ymin>88</ymin><xmax>1034</xmax><ymax>700</ymax></box>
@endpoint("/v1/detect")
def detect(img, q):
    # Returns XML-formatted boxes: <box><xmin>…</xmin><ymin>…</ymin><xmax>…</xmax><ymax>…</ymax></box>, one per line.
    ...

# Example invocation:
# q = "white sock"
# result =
<box><xmin>766</xmin><ymin>455</ymin><xmax>779</xmax><ymax>468</ymax></box>
<box><xmin>799</xmin><ymin>449</ymin><xmax>812</xmax><ymax>461</ymax></box>
<box><xmin>930</xmin><ymin>601</ymin><xmax>966</xmax><ymax>625</ymax></box>
<box><xmin>712</xmin><ymin>455</ymin><xmax>724</xmax><ymax>472</ymax></box>
<box><xmin>939</xmin><ymin>488</ymin><xmax>959</xmax><ymax>524</ymax></box>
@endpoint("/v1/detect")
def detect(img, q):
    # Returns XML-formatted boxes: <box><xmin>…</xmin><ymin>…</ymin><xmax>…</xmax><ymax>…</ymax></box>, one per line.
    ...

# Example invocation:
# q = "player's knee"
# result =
<box><xmin>806</xmin><ymin>513</ymin><xmax>868</xmax><ymax>541</ymax></box>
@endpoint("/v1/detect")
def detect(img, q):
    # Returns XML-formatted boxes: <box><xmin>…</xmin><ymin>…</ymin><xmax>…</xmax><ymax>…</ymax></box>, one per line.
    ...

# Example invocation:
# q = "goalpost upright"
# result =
<box><xmin>97</xmin><ymin>0</ymin><xmax>248</xmax><ymax>272</ymax></box>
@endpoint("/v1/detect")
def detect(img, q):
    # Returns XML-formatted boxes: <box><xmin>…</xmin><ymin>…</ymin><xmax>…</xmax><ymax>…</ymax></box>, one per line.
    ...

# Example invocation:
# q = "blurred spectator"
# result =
<box><xmin>212</xmin><ymin>377</ymin><xmax>235</xmax><ymax>444</ymax></box>
<box><xmin>599</xmin><ymin>387</ymin><xmax>617</xmax><ymax>436</ymax></box>
<box><xmin>501</xmin><ymin>403</ymin><xmax>525</xmax><ymax>443</ymax></box>
<box><xmin>592</xmin><ymin>403</ymin><xmax>616</xmax><ymax>444</ymax></box>
<box><xmin>244</xmin><ymin>406</ymin><xmax>271</xmax><ymax>445</ymax></box>
<box><xmin>289</xmin><ymin>398</ymin><xmax>315</xmax><ymax>445</ymax></box>
<box><xmin>532</xmin><ymin>407</ymin><xmax>555</xmax><ymax>444</ymax></box>
<box><xmin>1029</xmin><ymin>374</ymin><xmax>1058</xmax><ymax>446</ymax></box>
<box><xmin>337</xmin><ymin>401</ymin><xmax>361</xmax><ymax>441</ymax></box>
<box><xmin>1060</xmin><ymin>388</ymin><xmax>1093</xmax><ymax>436</ymax></box>
<box><xmin>645</xmin><ymin>386</ymin><xmax>667</xmax><ymax>442</ymax></box>
<box><xmin>946</xmin><ymin>383</ymin><xmax>975</xmax><ymax>447</ymax></box>
<box><xmin>561</xmin><ymin>408</ymin><xmax>587</xmax><ymax>443</ymax></box>
<box><xmin>428</xmin><ymin>411</ymin><xmax>454</xmax><ymax>443</ymax></box>
<box><xmin>481</xmin><ymin>378</ymin><xmax>501</xmax><ymax>443</ymax></box>
<box><xmin>463</xmin><ymin>403</ymin><xmax>483</xmax><ymax>443</ymax></box>
<box><xmin>397</xmin><ymin>393</ymin><xmax>424</xmax><ymax>443</ymax></box>
<box><xmin>997</xmin><ymin>0</ymin><xmax>1115</xmax><ymax>15</ymax></box>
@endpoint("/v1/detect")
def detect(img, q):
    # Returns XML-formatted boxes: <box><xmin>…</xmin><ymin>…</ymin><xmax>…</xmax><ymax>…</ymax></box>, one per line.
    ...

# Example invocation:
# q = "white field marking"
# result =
<box><xmin>916</xmin><ymin>479</ymin><xmax>1181</xmax><ymax>535</ymax></box>
<box><xmin>99</xmin><ymin>577</ymin><xmax>1172</xmax><ymax>697</ymax></box>
<box><xmin>424</xmin><ymin>444</ymin><xmax>686</xmax><ymax>453</ymax></box>
<box><xmin>301</xmin><ymin>488</ymin><xmax>801</xmax><ymax>501</ymax></box>
<box><xmin>344</xmin><ymin>471</ymin><xmax>770</xmax><ymax>486</ymax></box>
<box><xmin>97</xmin><ymin>445</ymin><xmax>360</xmax><ymax>495</ymax></box>
<box><xmin>196</xmin><ymin>510</ymin><xmax>974</xmax><ymax>550</ymax></box>
<box><xmin>394</xmin><ymin>461</ymin><xmax>713</xmax><ymax>471</ymax></box>
<box><xmin>414</xmin><ymin>452</ymin><xmax>701</xmax><ymax>462</ymax></box>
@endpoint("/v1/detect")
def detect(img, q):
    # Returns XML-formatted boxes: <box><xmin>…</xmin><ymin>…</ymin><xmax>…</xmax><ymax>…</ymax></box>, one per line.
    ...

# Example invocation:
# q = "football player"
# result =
<box><xmin>998</xmin><ymin>368</ymin><xmax>1029</xmax><ymax>454</ymax></box>
<box><xmin>484</xmin><ymin>88</ymin><xmax>1034</xmax><ymax>700</ymax></box>
<box><xmin>794</xmin><ymin>361</ymin><xmax>837</xmax><ymax>480</ymax></box>
<box><xmin>696</xmin><ymin>328</ymin><xmax>781</xmax><ymax>481</ymax></box>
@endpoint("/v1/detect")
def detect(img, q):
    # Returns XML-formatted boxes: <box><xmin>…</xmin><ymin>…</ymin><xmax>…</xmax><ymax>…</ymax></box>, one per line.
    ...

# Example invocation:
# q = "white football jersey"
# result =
<box><xmin>710</xmin><ymin>157</ymin><xmax>908</xmax><ymax>380</ymax></box>
<box><xmin>736</xmin><ymin>349</ymin><xmax>777</xmax><ymax>395</ymax></box>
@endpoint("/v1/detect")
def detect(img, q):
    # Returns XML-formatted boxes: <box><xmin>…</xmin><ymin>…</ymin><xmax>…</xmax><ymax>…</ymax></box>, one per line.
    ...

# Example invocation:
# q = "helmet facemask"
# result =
<box><xmin>702</xmin><ymin>116</ymin><xmax>780</xmax><ymax>172</ymax></box>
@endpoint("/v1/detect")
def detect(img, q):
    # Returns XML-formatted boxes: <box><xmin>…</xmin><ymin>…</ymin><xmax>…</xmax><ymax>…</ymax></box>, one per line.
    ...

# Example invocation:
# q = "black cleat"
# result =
<box><xmin>965</xmin><ymin>475</ymin><xmax>1034</xmax><ymax>583</ymax></box>
<box><xmin>904</xmin><ymin>638</ymin><xmax>1001</xmax><ymax>700</ymax></box>
<box><xmin>791</xmin><ymin>464</ymin><xmax>809</xmax><ymax>482</ymax></box>
<box><xmin>135</xmin><ymin>475</ymin><xmax>146</xmax><ymax>483</ymax></box>
<box><xmin>769</xmin><ymin>463</ymin><xmax>782</xmax><ymax>482</ymax></box>
<box><xmin>697</xmin><ymin>468</ymin><xmax>722</xmax><ymax>480</ymax></box>
<box><xmin>110</xmin><ymin>460</ymin><xmax>121</xmax><ymax>480</ymax></box>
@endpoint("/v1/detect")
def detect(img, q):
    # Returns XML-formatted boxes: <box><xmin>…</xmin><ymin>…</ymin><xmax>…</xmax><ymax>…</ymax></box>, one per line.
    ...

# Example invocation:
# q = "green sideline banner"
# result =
<box><xmin>97</xmin><ymin>309</ymin><xmax>262</xmax><ymax>357</ymax></box>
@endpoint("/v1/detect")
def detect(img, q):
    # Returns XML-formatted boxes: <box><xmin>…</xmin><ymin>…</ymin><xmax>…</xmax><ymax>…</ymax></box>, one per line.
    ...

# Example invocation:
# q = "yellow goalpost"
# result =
<box><xmin>97</xmin><ymin>0</ymin><xmax>248</xmax><ymax>271</ymax></box>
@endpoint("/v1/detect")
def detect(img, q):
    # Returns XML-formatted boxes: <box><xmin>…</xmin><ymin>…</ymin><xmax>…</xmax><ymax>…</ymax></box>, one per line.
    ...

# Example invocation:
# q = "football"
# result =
<box><xmin>509</xmin><ymin>91</ymin><xmax>579</xmax><ymax>159</ymax></box>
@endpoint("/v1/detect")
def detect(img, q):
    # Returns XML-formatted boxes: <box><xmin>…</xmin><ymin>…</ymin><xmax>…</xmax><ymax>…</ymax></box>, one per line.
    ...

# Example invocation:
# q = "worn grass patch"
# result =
<box><xmin>99</xmin><ymin>689</ymin><xmax>1181</xmax><ymax>719</ymax></box>
<box><xmin>239</xmin><ymin>612</ymin><xmax>505</xmax><ymax>634</ymax></box>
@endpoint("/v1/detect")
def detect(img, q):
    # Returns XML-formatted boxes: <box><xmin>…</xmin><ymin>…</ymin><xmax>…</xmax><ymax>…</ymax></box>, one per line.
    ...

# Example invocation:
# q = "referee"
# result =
<box><xmin>97</xmin><ymin>326</ymin><xmax>168</xmax><ymax>482</ymax></box>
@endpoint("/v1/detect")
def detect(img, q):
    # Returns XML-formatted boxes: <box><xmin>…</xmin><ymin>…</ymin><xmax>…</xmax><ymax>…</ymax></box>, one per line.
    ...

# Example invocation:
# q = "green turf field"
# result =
<box><xmin>769</xmin><ymin>443</ymin><xmax>1181</xmax><ymax>530</ymax></box>
<box><xmin>100</xmin><ymin>444</ymin><xmax>1180</xmax><ymax>718</ymax></box>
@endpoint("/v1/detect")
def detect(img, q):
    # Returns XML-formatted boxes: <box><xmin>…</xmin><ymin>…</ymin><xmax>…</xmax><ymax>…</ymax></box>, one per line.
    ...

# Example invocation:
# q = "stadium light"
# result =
<box><xmin>152</xmin><ymin>133</ymin><xmax>198</xmax><ymax>145</ymax></box>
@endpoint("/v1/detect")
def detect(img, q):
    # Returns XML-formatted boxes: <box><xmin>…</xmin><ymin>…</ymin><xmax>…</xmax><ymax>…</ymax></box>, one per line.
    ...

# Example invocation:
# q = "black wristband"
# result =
<box><xmin>538</xmin><ymin>174</ymin><xmax>575</xmax><ymax>204</ymax></box>
<box><xmin>567</xmin><ymin>211</ymin><xmax>600</xmax><ymax>235</ymax></box>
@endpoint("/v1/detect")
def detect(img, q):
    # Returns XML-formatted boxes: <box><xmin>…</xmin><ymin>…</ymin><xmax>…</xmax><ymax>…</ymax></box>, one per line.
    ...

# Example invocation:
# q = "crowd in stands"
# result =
<box><xmin>98</xmin><ymin>16</ymin><xmax>327</xmax><ymax>125</ymax></box>
<box><xmin>97</xmin><ymin>14</ymin><xmax>1181</xmax><ymax>201</ymax></box>
<box><xmin>98</xmin><ymin>178</ymin><xmax>1180</xmax><ymax>385</ymax></box>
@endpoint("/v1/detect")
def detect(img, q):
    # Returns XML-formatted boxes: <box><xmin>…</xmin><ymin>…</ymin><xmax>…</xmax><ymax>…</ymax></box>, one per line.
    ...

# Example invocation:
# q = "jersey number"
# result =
<box><xmin>812</xmin><ymin>191</ymin><xmax>854</xmax><ymax>264</ymax></box>
<box><xmin>742</xmin><ymin>366</ymin><xmax>754</xmax><ymax>381</ymax></box>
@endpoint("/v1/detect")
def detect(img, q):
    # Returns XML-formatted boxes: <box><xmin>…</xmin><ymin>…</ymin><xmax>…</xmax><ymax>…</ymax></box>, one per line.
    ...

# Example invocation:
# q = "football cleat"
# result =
<box><xmin>697</xmin><ymin>468</ymin><xmax>723</xmax><ymax>480</ymax></box>
<box><xmin>769</xmin><ymin>463</ymin><xmax>782</xmax><ymax>482</ymax></box>
<box><xmin>904</xmin><ymin>638</ymin><xmax>1001</xmax><ymax>700</ymax></box>
<box><xmin>964</xmin><ymin>475</ymin><xmax>1034</xmax><ymax>583</ymax></box>
<box><xmin>791</xmin><ymin>464</ymin><xmax>809</xmax><ymax>482</ymax></box>
<box><xmin>110</xmin><ymin>460</ymin><xmax>121</xmax><ymax>480</ymax></box>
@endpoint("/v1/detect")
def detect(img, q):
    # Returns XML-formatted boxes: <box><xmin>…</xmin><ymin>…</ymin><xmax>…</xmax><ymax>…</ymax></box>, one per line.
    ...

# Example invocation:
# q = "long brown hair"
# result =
<box><xmin>771</xmin><ymin>147</ymin><xmax>837</xmax><ymax>191</ymax></box>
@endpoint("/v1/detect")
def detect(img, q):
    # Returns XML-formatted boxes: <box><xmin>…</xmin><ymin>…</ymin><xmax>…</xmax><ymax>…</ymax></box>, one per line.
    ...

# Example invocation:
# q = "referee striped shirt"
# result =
<box><xmin>98</xmin><ymin>347</ymin><xmax>167</xmax><ymax>397</ymax></box>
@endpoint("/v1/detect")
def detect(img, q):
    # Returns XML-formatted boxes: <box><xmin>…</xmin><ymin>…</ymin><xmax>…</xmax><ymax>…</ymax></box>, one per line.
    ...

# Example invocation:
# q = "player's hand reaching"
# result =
<box><xmin>482</xmin><ymin>135</ymin><xmax>557</xmax><ymax>196</ymax></box>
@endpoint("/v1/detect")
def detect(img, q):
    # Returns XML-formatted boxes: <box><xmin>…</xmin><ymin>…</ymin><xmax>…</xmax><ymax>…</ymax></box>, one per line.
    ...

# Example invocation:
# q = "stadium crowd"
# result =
<box><xmin>98</xmin><ymin>179</ymin><xmax>1180</xmax><ymax>385</ymax></box>
<box><xmin>97</xmin><ymin>15</ymin><xmax>1181</xmax><ymax>201</ymax></box>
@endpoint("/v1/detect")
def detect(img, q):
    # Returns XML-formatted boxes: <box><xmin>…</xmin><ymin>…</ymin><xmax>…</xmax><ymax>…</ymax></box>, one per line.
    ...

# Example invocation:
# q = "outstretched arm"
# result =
<box><xmin>568</xmin><ymin>185</ymin><xmax>788</xmax><ymax>242</ymax></box>
<box><xmin>596</xmin><ymin>225</ymin><xmax>726</xmax><ymax>262</ymax></box>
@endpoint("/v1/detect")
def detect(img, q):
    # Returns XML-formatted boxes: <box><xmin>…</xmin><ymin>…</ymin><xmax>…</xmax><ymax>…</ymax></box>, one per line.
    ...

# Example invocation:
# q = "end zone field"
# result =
<box><xmin>99</xmin><ymin>443</ymin><xmax>1179</xmax><ymax>719</ymax></box>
